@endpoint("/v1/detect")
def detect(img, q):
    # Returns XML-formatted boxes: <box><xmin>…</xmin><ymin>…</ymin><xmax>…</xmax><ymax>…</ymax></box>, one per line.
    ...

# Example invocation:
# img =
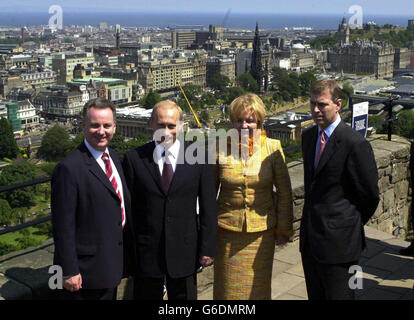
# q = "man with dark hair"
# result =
<box><xmin>51</xmin><ymin>98</ymin><xmax>135</xmax><ymax>300</ymax></box>
<box><xmin>300</xmin><ymin>79</ymin><xmax>380</xmax><ymax>300</ymax></box>
<box><xmin>123</xmin><ymin>100</ymin><xmax>217</xmax><ymax>300</ymax></box>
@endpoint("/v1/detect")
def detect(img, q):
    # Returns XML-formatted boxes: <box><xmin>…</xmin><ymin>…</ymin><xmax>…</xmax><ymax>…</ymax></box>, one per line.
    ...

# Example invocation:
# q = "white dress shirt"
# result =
<box><xmin>154</xmin><ymin>139</ymin><xmax>181</xmax><ymax>175</ymax></box>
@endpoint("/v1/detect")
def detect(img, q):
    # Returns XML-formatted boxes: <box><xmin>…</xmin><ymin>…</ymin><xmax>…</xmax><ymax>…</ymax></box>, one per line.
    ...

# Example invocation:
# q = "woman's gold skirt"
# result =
<box><xmin>213</xmin><ymin>227</ymin><xmax>275</xmax><ymax>300</ymax></box>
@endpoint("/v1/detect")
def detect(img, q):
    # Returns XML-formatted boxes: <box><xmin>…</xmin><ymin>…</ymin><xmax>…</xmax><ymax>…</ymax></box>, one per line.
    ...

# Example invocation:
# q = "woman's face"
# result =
<box><xmin>232</xmin><ymin>109</ymin><xmax>258</xmax><ymax>136</ymax></box>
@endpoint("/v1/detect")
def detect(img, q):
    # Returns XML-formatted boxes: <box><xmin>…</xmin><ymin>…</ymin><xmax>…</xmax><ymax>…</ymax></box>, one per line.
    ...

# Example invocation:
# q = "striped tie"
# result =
<box><xmin>102</xmin><ymin>152</ymin><xmax>125</xmax><ymax>228</ymax></box>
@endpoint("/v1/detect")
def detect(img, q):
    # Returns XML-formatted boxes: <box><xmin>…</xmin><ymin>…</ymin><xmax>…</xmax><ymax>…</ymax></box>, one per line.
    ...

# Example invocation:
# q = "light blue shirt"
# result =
<box><xmin>314</xmin><ymin>115</ymin><xmax>341</xmax><ymax>168</ymax></box>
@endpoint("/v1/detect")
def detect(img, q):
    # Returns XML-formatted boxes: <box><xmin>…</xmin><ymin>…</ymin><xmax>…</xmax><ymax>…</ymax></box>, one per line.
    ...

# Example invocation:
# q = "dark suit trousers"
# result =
<box><xmin>60</xmin><ymin>287</ymin><xmax>117</xmax><ymax>300</ymax></box>
<box><xmin>134</xmin><ymin>273</ymin><xmax>197</xmax><ymax>300</ymax></box>
<box><xmin>301</xmin><ymin>245</ymin><xmax>358</xmax><ymax>300</ymax></box>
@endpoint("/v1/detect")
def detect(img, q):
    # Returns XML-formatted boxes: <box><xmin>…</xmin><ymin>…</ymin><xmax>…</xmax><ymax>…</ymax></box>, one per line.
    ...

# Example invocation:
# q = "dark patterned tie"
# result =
<box><xmin>162</xmin><ymin>150</ymin><xmax>173</xmax><ymax>193</ymax></box>
<box><xmin>102</xmin><ymin>152</ymin><xmax>125</xmax><ymax>227</ymax></box>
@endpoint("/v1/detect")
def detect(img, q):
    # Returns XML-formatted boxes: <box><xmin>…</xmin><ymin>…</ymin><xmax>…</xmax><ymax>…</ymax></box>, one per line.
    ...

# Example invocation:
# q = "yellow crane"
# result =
<box><xmin>177</xmin><ymin>81</ymin><xmax>202</xmax><ymax>128</ymax></box>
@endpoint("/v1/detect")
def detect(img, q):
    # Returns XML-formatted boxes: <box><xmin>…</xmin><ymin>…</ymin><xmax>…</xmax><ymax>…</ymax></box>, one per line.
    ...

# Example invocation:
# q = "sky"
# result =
<box><xmin>0</xmin><ymin>0</ymin><xmax>413</xmax><ymax>16</ymax></box>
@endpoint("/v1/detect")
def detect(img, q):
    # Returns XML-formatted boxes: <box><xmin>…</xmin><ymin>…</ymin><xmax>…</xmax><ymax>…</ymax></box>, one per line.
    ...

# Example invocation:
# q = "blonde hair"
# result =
<box><xmin>229</xmin><ymin>93</ymin><xmax>266</xmax><ymax>129</ymax></box>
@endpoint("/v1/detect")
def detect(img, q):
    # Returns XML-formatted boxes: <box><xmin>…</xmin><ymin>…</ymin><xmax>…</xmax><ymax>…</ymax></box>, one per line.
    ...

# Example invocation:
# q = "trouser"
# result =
<box><xmin>301</xmin><ymin>245</ymin><xmax>358</xmax><ymax>300</ymax></box>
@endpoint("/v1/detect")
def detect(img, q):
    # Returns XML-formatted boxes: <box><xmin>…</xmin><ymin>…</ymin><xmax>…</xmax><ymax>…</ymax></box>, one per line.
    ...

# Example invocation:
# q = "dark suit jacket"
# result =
<box><xmin>51</xmin><ymin>142</ymin><xmax>136</xmax><ymax>289</ymax></box>
<box><xmin>122</xmin><ymin>141</ymin><xmax>218</xmax><ymax>278</ymax></box>
<box><xmin>300</xmin><ymin>121</ymin><xmax>380</xmax><ymax>264</ymax></box>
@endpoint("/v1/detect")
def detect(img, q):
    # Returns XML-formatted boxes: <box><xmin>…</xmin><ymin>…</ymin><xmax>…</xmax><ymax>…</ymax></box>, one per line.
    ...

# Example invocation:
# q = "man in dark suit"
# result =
<box><xmin>300</xmin><ymin>80</ymin><xmax>380</xmax><ymax>300</ymax></box>
<box><xmin>123</xmin><ymin>100</ymin><xmax>217</xmax><ymax>300</ymax></box>
<box><xmin>51</xmin><ymin>98</ymin><xmax>135</xmax><ymax>300</ymax></box>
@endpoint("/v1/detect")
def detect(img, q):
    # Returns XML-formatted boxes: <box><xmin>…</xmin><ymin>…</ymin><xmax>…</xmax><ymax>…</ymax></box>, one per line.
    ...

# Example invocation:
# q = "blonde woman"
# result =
<box><xmin>214</xmin><ymin>93</ymin><xmax>293</xmax><ymax>300</ymax></box>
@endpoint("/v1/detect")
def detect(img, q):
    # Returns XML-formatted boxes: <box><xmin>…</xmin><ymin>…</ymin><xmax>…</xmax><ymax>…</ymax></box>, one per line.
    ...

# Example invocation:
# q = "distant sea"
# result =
<box><xmin>0</xmin><ymin>11</ymin><xmax>413</xmax><ymax>30</ymax></box>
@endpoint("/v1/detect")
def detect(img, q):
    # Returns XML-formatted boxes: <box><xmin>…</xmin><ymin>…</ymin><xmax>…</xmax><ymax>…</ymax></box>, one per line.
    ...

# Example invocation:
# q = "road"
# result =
<box><xmin>17</xmin><ymin>133</ymin><xmax>44</xmax><ymax>148</ymax></box>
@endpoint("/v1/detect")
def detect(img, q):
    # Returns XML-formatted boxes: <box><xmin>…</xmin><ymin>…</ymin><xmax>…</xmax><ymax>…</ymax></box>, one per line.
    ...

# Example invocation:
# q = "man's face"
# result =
<box><xmin>151</xmin><ymin>105</ymin><xmax>181</xmax><ymax>147</ymax></box>
<box><xmin>83</xmin><ymin>107</ymin><xmax>116</xmax><ymax>152</ymax></box>
<box><xmin>310</xmin><ymin>89</ymin><xmax>341</xmax><ymax>129</ymax></box>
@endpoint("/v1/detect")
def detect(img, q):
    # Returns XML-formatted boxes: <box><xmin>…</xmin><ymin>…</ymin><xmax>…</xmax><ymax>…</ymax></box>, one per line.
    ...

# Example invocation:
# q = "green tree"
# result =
<box><xmin>309</xmin><ymin>33</ymin><xmax>338</xmax><ymax>49</ymax></box>
<box><xmin>392</xmin><ymin>110</ymin><xmax>414</xmax><ymax>138</ymax></box>
<box><xmin>125</xmin><ymin>132</ymin><xmax>149</xmax><ymax>152</ymax></box>
<box><xmin>271</xmin><ymin>67</ymin><xmax>289</xmax><ymax>88</ymax></box>
<box><xmin>0</xmin><ymin>162</ymin><xmax>36</xmax><ymax>208</ymax></box>
<box><xmin>71</xmin><ymin>132</ymin><xmax>85</xmax><ymax>150</ymax></box>
<box><xmin>0</xmin><ymin>118</ymin><xmax>19</xmax><ymax>160</ymax></box>
<box><xmin>108</xmin><ymin>132</ymin><xmax>127</xmax><ymax>156</ymax></box>
<box><xmin>278</xmin><ymin>77</ymin><xmax>300</xmax><ymax>101</ymax></box>
<box><xmin>37</xmin><ymin>125</ymin><xmax>72</xmax><ymax>162</ymax></box>
<box><xmin>341</xmin><ymin>83</ymin><xmax>354</xmax><ymax>108</ymax></box>
<box><xmin>16</xmin><ymin>228</ymin><xmax>42</xmax><ymax>249</ymax></box>
<box><xmin>199</xmin><ymin>110</ymin><xmax>210</xmax><ymax>124</ymax></box>
<box><xmin>221</xmin><ymin>87</ymin><xmax>247</xmax><ymax>105</ymax></box>
<box><xmin>299</xmin><ymin>71</ymin><xmax>317</xmax><ymax>97</ymax></box>
<box><xmin>12</xmin><ymin>207</ymin><xmax>30</xmax><ymax>224</ymax></box>
<box><xmin>200</xmin><ymin>93</ymin><xmax>217</xmax><ymax>107</ymax></box>
<box><xmin>0</xmin><ymin>241</ymin><xmax>20</xmax><ymax>256</ymax></box>
<box><xmin>0</xmin><ymin>199</ymin><xmax>13</xmax><ymax>226</ymax></box>
<box><xmin>208</xmin><ymin>73</ymin><xmax>230</xmax><ymax>91</ymax></box>
<box><xmin>142</xmin><ymin>90</ymin><xmax>162</xmax><ymax>109</ymax></box>
<box><xmin>236</xmin><ymin>73</ymin><xmax>259</xmax><ymax>92</ymax></box>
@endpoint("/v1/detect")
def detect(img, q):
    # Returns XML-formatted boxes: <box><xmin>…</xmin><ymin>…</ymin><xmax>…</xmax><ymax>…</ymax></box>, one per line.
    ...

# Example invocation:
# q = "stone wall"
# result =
<box><xmin>288</xmin><ymin>134</ymin><xmax>412</xmax><ymax>241</ymax></box>
<box><xmin>0</xmin><ymin>134</ymin><xmax>412</xmax><ymax>299</ymax></box>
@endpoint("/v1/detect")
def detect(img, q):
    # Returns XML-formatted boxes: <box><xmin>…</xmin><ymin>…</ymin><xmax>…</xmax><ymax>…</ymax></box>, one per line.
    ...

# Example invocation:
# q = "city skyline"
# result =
<box><xmin>0</xmin><ymin>0</ymin><xmax>413</xmax><ymax>16</ymax></box>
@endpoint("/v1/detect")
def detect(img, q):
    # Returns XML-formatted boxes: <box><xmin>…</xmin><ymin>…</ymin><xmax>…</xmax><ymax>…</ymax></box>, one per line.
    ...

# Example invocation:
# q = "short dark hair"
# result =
<box><xmin>310</xmin><ymin>79</ymin><xmax>343</xmax><ymax>103</ymax></box>
<box><xmin>82</xmin><ymin>98</ymin><xmax>116</xmax><ymax>121</ymax></box>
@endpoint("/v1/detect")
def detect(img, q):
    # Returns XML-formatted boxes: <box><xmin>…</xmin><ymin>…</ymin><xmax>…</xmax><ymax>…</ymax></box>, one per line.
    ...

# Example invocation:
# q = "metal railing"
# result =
<box><xmin>0</xmin><ymin>177</ymin><xmax>52</xmax><ymax>236</ymax></box>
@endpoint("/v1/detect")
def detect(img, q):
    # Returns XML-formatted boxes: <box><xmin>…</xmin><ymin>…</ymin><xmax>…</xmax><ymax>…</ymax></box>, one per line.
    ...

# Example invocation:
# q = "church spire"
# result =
<box><xmin>251</xmin><ymin>22</ymin><xmax>263</xmax><ymax>92</ymax></box>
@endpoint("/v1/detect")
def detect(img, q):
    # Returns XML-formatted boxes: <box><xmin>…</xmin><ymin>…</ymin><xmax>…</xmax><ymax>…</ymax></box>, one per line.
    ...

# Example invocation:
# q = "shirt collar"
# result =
<box><xmin>318</xmin><ymin>115</ymin><xmax>341</xmax><ymax>138</ymax></box>
<box><xmin>84</xmin><ymin>138</ymin><xmax>109</xmax><ymax>160</ymax></box>
<box><xmin>154</xmin><ymin>139</ymin><xmax>180</xmax><ymax>159</ymax></box>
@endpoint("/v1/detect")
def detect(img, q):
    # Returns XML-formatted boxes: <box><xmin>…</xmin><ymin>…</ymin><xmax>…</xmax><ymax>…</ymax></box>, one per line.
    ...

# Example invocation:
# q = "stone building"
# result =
<box><xmin>171</xmin><ymin>31</ymin><xmax>196</xmax><ymax>49</ymax></box>
<box><xmin>206</xmin><ymin>55</ymin><xmax>236</xmax><ymax>86</ymax></box>
<box><xmin>394</xmin><ymin>48</ymin><xmax>412</xmax><ymax>69</ymax></box>
<box><xmin>328</xmin><ymin>40</ymin><xmax>395</xmax><ymax>78</ymax></box>
<box><xmin>137</xmin><ymin>54</ymin><xmax>206</xmax><ymax>92</ymax></box>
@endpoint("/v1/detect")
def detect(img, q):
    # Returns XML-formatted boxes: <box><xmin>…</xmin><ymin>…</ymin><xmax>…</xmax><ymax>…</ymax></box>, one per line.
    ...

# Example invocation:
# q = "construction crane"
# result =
<box><xmin>177</xmin><ymin>81</ymin><xmax>202</xmax><ymax>128</ymax></box>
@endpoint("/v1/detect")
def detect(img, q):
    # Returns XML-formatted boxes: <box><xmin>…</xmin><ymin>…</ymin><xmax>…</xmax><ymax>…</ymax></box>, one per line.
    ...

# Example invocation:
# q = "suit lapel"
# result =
<box><xmin>314</xmin><ymin>121</ymin><xmax>344</xmax><ymax>177</ymax></box>
<box><xmin>142</xmin><ymin>141</ymin><xmax>165</xmax><ymax>194</ymax></box>
<box><xmin>110</xmin><ymin>148</ymin><xmax>130</xmax><ymax>204</ymax></box>
<box><xmin>80</xmin><ymin>142</ymin><xmax>117</xmax><ymax>197</ymax></box>
<box><xmin>305</xmin><ymin>126</ymin><xmax>318</xmax><ymax>179</ymax></box>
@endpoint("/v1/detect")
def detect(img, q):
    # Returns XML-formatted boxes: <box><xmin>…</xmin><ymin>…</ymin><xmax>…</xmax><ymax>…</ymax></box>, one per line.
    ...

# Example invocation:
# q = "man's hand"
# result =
<box><xmin>199</xmin><ymin>256</ymin><xmax>214</xmax><ymax>268</ymax></box>
<box><xmin>63</xmin><ymin>273</ymin><xmax>82</xmax><ymax>292</ymax></box>
<box><xmin>276</xmin><ymin>234</ymin><xmax>289</xmax><ymax>246</ymax></box>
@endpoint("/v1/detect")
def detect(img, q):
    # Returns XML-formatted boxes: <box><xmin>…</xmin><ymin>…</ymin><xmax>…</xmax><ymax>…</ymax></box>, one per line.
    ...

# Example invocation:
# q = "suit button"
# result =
<box><xmin>118</xmin><ymin>221</ymin><xmax>122</xmax><ymax>226</ymax></box>
<box><xmin>166</xmin><ymin>217</ymin><xmax>172</xmax><ymax>222</ymax></box>
<box><xmin>118</xmin><ymin>241</ymin><xmax>123</xmax><ymax>246</ymax></box>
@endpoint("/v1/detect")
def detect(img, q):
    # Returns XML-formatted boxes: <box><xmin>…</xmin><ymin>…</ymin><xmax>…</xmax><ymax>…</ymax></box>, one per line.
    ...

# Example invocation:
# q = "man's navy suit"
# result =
<box><xmin>51</xmin><ymin>142</ymin><xmax>136</xmax><ymax>293</ymax></box>
<box><xmin>123</xmin><ymin>141</ymin><xmax>217</xmax><ymax>299</ymax></box>
<box><xmin>300</xmin><ymin>121</ymin><xmax>380</xmax><ymax>299</ymax></box>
